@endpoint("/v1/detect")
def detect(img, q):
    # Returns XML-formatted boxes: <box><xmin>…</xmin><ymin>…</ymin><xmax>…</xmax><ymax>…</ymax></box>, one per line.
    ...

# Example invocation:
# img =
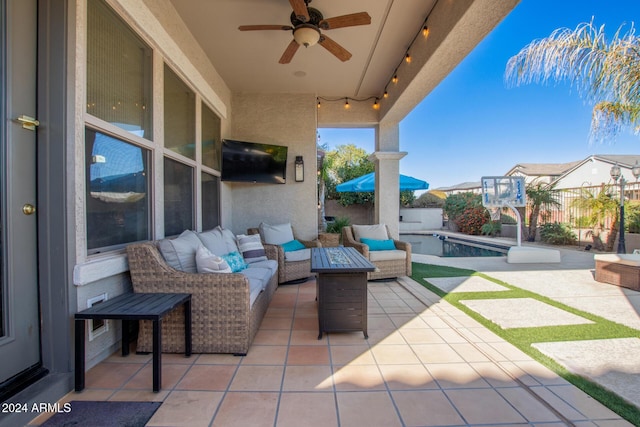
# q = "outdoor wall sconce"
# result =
<box><xmin>295</xmin><ymin>156</ymin><xmax>304</xmax><ymax>182</ymax></box>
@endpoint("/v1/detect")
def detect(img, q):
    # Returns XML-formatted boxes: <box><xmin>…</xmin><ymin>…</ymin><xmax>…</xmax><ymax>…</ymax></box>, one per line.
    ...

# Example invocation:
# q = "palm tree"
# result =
<box><xmin>526</xmin><ymin>181</ymin><xmax>560</xmax><ymax>241</ymax></box>
<box><xmin>571</xmin><ymin>184</ymin><xmax>620</xmax><ymax>251</ymax></box>
<box><xmin>505</xmin><ymin>20</ymin><xmax>640</xmax><ymax>142</ymax></box>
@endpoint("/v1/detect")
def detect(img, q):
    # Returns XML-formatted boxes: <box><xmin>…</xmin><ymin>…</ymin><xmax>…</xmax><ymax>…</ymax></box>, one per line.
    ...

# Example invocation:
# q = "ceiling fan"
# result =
<box><xmin>238</xmin><ymin>0</ymin><xmax>371</xmax><ymax>64</ymax></box>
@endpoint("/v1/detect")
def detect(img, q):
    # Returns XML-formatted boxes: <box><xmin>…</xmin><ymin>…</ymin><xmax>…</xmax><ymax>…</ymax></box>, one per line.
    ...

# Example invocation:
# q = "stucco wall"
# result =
<box><xmin>71</xmin><ymin>0</ymin><xmax>237</xmax><ymax>366</ymax></box>
<box><xmin>75</xmin><ymin>275</ymin><xmax>131</xmax><ymax>370</ymax></box>
<box><xmin>554</xmin><ymin>159</ymin><xmax>610</xmax><ymax>189</ymax></box>
<box><xmin>228</xmin><ymin>93</ymin><xmax>319</xmax><ymax>240</ymax></box>
<box><xmin>399</xmin><ymin>208</ymin><xmax>443</xmax><ymax>231</ymax></box>
<box><xmin>325</xmin><ymin>200</ymin><xmax>374</xmax><ymax>226</ymax></box>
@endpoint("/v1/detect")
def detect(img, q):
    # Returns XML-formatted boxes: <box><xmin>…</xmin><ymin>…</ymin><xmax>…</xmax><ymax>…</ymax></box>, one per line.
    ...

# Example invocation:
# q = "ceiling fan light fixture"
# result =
<box><xmin>293</xmin><ymin>24</ymin><xmax>321</xmax><ymax>47</ymax></box>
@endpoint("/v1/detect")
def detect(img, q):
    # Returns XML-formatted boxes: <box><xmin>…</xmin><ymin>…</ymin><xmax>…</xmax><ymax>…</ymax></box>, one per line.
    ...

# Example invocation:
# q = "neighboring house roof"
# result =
<box><xmin>591</xmin><ymin>154</ymin><xmax>640</xmax><ymax>168</ymax></box>
<box><xmin>551</xmin><ymin>154</ymin><xmax>640</xmax><ymax>188</ymax></box>
<box><xmin>505</xmin><ymin>161</ymin><xmax>581</xmax><ymax>178</ymax></box>
<box><xmin>438</xmin><ymin>155</ymin><xmax>640</xmax><ymax>193</ymax></box>
<box><xmin>435</xmin><ymin>181</ymin><xmax>481</xmax><ymax>192</ymax></box>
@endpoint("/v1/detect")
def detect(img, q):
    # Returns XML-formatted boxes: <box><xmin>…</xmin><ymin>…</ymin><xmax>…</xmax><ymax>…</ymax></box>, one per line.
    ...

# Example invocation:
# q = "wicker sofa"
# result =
<box><xmin>126</xmin><ymin>228</ymin><xmax>278</xmax><ymax>355</ymax></box>
<box><xmin>342</xmin><ymin>224</ymin><xmax>412</xmax><ymax>280</ymax></box>
<box><xmin>594</xmin><ymin>253</ymin><xmax>640</xmax><ymax>291</ymax></box>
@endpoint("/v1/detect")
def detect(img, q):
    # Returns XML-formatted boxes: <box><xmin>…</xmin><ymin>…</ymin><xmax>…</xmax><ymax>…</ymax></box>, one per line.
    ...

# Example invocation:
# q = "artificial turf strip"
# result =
<box><xmin>411</xmin><ymin>262</ymin><xmax>640</xmax><ymax>425</ymax></box>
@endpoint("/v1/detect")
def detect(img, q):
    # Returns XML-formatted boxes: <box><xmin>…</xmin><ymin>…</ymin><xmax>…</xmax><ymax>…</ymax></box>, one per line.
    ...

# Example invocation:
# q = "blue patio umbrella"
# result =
<box><xmin>336</xmin><ymin>172</ymin><xmax>428</xmax><ymax>192</ymax></box>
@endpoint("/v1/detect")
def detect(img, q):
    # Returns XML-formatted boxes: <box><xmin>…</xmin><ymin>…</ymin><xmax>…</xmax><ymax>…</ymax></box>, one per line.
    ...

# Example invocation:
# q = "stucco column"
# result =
<box><xmin>372</xmin><ymin>122</ymin><xmax>406</xmax><ymax>238</ymax></box>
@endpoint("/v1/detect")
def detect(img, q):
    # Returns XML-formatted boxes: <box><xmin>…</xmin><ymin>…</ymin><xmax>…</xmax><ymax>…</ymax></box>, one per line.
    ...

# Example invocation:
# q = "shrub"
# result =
<box><xmin>500</xmin><ymin>214</ymin><xmax>517</xmax><ymax>224</ymax></box>
<box><xmin>627</xmin><ymin>202</ymin><xmax>640</xmax><ymax>233</ymax></box>
<box><xmin>443</xmin><ymin>193</ymin><xmax>483</xmax><ymax>221</ymax></box>
<box><xmin>539</xmin><ymin>222</ymin><xmax>577</xmax><ymax>245</ymax></box>
<box><xmin>573</xmin><ymin>215</ymin><xmax>592</xmax><ymax>228</ymax></box>
<box><xmin>481</xmin><ymin>221</ymin><xmax>501</xmax><ymax>237</ymax></box>
<box><xmin>455</xmin><ymin>206</ymin><xmax>490</xmax><ymax>235</ymax></box>
<box><xmin>412</xmin><ymin>192</ymin><xmax>445</xmax><ymax>208</ymax></box>
<box><xmin>325</xmin><ymin>216</ymin><xmax>350</xmax><ymax>234</ymax></box>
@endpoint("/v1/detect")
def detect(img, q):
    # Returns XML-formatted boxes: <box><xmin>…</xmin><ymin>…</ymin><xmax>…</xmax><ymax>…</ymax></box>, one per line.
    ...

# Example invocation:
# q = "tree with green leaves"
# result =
<box><xmin>322</xmin><ymin>143</ymin><xmax>417</xmax><ymax>208</ymax></box>
<box><xmin>324</xmin><ymin>144</ymin><xmax>375</xmax><ymax>206</ymax></box>
<box><xmin>505</xmin><ymin>20</ymin><xmax>640</xmax><ymax>142</ymax></box>
<box><xmin>526</xmin><ymin>181</ymin><xmax>560</xmax><ymax>241</ymax></box>
<box><xmin>571</xmin><ymin>184</ymin><xmax>620</xmax><ymax>251</ymax></box>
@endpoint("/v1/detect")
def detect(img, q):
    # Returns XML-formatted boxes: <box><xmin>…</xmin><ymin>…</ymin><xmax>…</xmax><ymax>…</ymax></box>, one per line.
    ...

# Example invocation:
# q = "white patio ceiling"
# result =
<box><xmin>169</xmin><ymin>0</ymin><xmax>519</xmax><ymax>122</ymax></box>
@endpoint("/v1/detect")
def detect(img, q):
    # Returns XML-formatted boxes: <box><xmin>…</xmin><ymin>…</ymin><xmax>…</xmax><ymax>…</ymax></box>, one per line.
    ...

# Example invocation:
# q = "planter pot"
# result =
<box><xmin>318</xmin><ymin>233</ymin><xmax>340</xmax><ymax>247</ymax></box>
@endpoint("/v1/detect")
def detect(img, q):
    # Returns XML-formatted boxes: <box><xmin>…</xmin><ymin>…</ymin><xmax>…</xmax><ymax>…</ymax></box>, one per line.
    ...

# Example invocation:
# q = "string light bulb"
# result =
<box><xmin>422</xmin><ymin>25</ymin><xmax>430</xmax><ymax>37</ymax></box>
<box><xmin>383</xmin><ymin>90</ymin><xmax>389</xmax><ymax>98</ymax></box>
<box><xmin>405</xmin><ymin>52</ymin><xmax>412</xmax><ymax>63</ymax></box>
<box><xmin>315</xmin><ymin>96</ymin><xmax>383</xmax><ymax>110</ymax></box>
<box><xmin>392</xmin><ymin>74</ymin><xmax>398</xmax><ymax>84</ymax></box>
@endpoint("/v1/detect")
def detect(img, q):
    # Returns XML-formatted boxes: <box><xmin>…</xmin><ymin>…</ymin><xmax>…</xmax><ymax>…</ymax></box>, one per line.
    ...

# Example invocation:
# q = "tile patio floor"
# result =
<box><xmin>29</xmin><ymin>276</ymin><xmax>633</xmax><ymax>427</ymax></box>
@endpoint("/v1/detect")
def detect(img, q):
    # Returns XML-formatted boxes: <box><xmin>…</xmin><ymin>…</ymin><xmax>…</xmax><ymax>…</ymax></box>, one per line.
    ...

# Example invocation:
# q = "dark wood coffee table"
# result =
<box><xmin>311</xmin><ymin>247</ymin><xmax>376</xmax><ymax>339</ymax></box>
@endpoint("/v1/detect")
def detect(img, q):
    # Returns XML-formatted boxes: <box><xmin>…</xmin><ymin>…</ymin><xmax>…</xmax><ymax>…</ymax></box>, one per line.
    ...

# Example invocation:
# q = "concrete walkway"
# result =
<box><xmin>411</xmin><ymin>235</ymin><xmax>640</xmax><ymax>411</ymax></box>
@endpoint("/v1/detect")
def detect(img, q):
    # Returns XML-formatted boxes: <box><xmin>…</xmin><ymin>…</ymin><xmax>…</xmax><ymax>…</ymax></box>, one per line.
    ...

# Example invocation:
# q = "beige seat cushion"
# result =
<box><xmin>594</xmin><ymin>254</ymin><xmax>640</xmax><ymax>267</ymax></box>
<box><xmin>369</xmin><ymin>249</ymin><xmax>407</xmax><ymax>262</ymax></box>
<box><xmin>259</xmin><ymin>222</ymin><xmax>295</xmax><ymax>245</ymax></box>
<box><xmin>284</xmin><ymin>248</ymin><xmax>311</xmax><ymax>262</ymax></box>
<box><xmin>352</xmin><ymin>224</ymin><xmax>388</xmax><ymax>242</ymax></box>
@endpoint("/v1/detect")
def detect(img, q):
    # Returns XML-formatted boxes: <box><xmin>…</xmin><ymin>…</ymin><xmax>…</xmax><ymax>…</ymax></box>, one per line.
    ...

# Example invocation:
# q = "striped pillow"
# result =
<box><xmin>236</xmin><ymin>234</ymin><xmax>268</xmax><ymax>264</ymax></box>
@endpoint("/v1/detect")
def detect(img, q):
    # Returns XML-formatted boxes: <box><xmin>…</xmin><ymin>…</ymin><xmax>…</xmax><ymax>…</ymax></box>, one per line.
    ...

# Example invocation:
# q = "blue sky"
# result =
<box><xmin>317</xmin><ymin>0</ymin><xmax>640</xmax><ymax>191</ymax></box>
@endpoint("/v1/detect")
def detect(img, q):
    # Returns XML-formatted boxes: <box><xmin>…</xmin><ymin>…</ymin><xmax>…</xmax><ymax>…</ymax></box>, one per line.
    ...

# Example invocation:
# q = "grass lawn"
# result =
<box><xmin>411</xmin><ymin>262</ymin><xmax>640</xmax><ymax>425</ymax></box>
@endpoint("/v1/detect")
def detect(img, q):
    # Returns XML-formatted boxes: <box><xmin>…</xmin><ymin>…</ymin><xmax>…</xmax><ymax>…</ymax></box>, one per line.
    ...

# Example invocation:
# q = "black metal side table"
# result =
<box><xmin>75</xmin><ymin>292</ymin><xmax>191</xmax><ymax>393</ymax></box>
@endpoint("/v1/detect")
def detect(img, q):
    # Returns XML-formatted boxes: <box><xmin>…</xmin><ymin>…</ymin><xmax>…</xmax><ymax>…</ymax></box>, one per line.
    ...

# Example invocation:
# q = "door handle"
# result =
<box><xmin>22</xmin><ymin>204</ymin><xmax>36</xmax><ymax>215</ymax></box>
<box><xmin>16</xmin><ymin>115</ymin><xmax>40</xmax><ymax>131</ymax></box>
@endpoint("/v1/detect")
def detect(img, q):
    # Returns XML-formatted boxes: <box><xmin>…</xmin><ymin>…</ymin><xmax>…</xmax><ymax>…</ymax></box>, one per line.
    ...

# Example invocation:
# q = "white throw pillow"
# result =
<box><xmin>195</xmin><ymin>245</ymin><xmax>232</xmax><ymax>273</ymax></box>
<box><xmin>259</xmin><ymin>222</ymin><xmax>295</xmax><ymax>245</ymax></box>
<box><xmin>236</xmin><ymin>234</ymin><xmax>268</xmax><ymax>264</ymax></box>
<box><xmin>352</xmin><ymin>224</ymin><xmax>388</xmax><ymax>242</ymax></box>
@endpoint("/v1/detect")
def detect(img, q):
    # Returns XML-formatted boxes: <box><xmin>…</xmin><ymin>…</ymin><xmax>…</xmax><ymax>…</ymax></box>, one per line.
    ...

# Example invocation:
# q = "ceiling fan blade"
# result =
<box><xmin>279</xmin><ymin>40</ymin><xmax>300</xmax><ymax>64</ymax></box>
<box><xmin>319</xmin><ymin>12</ymin><xmax>371</xmax><ymax>30</ymax></box>
<box><xmin>318</xmin><ymin>35</ymin><xmax>352</xmax><ymax>62</ymax></box>
<box><xmin>238</xmin><ymin>25</ymin><xmax>293</xmax><ymax>31</ymax></box>
<box><xmin>289</xmin><ymin>0</ymin><xmax>310</xmax><ymax>22</ymax></box>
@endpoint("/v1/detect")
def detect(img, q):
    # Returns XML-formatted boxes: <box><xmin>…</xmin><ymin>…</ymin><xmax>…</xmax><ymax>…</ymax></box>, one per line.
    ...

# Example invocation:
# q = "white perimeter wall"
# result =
<box><xmin>399</xmin><ymin>208</ymin><xmax>443</xmax><ymax>231</ymax></box>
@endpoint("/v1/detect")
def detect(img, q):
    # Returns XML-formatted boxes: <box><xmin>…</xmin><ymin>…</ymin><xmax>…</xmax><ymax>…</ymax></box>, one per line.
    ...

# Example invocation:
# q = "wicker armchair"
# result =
<box><xmin>342</xmin><ymin>224</ymin><xmax>412</xmax><ymax>280</ymax></box>
<box><xmin>248</xmin><ymin>226</ymin><xmax>319</xmax><ymax>284</ymax></box>
<box><xmin>126</xmin><ymin>241</ymin><xmax>278</xmax><ymax>355</ymax></box>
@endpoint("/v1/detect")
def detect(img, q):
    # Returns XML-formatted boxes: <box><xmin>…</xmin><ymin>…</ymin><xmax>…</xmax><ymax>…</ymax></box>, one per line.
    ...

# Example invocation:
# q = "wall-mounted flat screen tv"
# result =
<box><xmin>221</xmin><ymin>139</ymin><xmax>288</xmax><ymax>184</ymax></box>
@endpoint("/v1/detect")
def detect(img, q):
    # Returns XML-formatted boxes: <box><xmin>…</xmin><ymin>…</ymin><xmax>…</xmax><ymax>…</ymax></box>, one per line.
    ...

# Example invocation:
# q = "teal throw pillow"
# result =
<box><xmin>281</xmin><ymin>239</ymin><xmax>306</xmax><ymax>252</ymax></box>
<box><xmin>361</xmin><ymin>238</ymin><xmax>396</xmax><ymax>251</ymax></box>
<box><xmin>221</xmin><ymin>251</ymin><xmax>247</xmax><ymax>273</ymax></box>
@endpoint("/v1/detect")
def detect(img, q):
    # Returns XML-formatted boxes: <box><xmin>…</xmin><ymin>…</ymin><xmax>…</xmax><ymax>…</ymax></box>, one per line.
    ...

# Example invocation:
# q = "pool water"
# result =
<box><xmin>404</xmin><ymin>234</ymin><xmax>507</xmax><ymax>257</ymax></box>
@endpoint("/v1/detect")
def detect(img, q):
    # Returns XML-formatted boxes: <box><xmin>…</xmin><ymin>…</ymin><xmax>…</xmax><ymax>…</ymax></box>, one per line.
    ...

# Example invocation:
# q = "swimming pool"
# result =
<box><xmin>403</xmin><ymin>234</ymin><xmax>508</xmax><ymax>257</ymax></box>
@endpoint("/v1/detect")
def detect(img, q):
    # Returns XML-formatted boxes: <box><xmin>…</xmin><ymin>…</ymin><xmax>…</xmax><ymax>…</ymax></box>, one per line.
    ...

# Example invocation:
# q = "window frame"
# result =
<box><xmin>84</xmin><ymin>123</ymin><xmax>154</xmax><ymax>254</ymax></box>
<box><xmin>162</xmin><ymin>154</ymin><xmax>196</xmax><ymax>237</ymax></box>
<box><xmin>83</xmin><ymin>0</ymin><xmax>224</xmax><ymax>255</ymax></box>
